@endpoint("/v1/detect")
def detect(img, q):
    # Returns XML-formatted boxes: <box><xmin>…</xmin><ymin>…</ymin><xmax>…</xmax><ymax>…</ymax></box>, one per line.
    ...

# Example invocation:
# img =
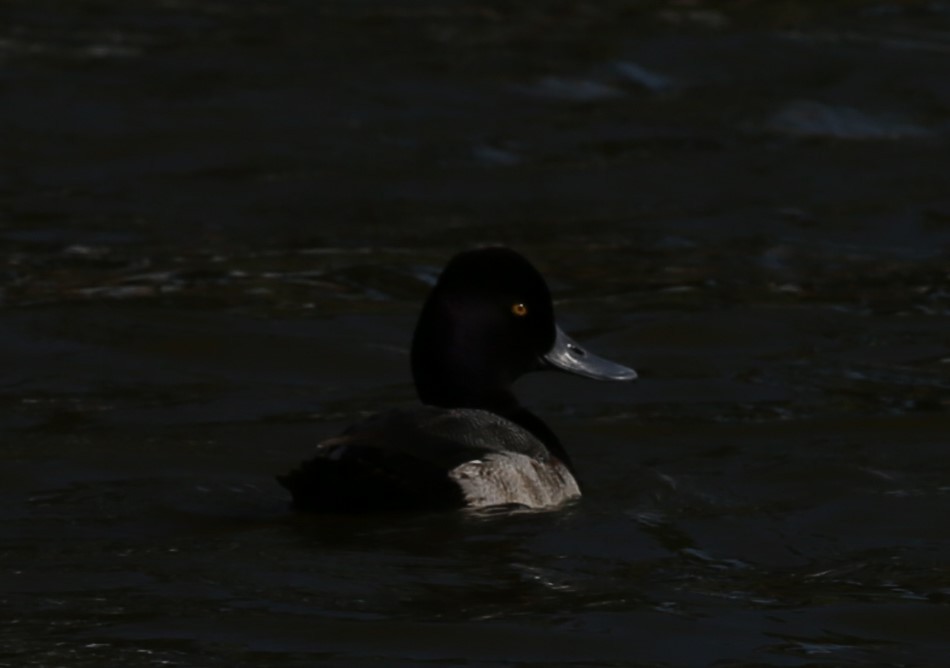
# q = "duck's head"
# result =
<box><xmin>411</xmin><ymin>247</ymin><xmax>636</xmax><ymax>412</ymax></box>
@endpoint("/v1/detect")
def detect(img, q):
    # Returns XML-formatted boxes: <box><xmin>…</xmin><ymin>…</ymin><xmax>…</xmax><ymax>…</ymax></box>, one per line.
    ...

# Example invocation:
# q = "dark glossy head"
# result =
<box><xmin>411</xmin><ymin>247</ymin><xmax>636</xmax><ymax>412</ymax></box>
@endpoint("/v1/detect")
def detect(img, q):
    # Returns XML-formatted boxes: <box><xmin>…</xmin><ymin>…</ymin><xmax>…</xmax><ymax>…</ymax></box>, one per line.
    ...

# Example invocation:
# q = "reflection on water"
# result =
<box><xmin>2</xmin><ymin>1</ymin><xmax>949</xmax><ymax>666</ymax></box>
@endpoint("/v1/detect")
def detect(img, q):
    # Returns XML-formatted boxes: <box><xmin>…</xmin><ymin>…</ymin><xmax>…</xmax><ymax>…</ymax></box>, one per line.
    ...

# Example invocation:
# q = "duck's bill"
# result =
<box><xmin>541</xmin><ymin>326</ymin><xmax>637</xmax><ymax>381</ymax></box>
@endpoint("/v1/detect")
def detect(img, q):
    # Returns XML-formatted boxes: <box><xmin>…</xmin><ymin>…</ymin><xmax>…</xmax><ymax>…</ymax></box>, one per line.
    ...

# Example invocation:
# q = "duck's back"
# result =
<box><xmin>277</xmin><ymin>407</ymin><xmax>580</xmax><ymax>512</ymax></box>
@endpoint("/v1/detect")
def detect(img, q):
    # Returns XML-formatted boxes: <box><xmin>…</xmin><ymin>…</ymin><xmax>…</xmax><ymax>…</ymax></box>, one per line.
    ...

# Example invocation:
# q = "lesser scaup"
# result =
<box><xmin>278</xmin><ymin>247</ymin><xmax>636</xmax><ymax>511</ymax></box>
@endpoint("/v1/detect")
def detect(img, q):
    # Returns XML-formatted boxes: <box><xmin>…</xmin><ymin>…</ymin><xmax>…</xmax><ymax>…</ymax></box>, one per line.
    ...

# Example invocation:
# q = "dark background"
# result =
<box><xmin>2</xmin><ymin>2</ymin><xmax>949</xmax><ymax>666</ymax></box>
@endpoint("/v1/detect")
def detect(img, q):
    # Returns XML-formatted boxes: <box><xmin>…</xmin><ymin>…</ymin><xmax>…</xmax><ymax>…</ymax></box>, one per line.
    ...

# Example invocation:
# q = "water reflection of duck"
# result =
<box><xmin>278</xmin><ymin>247</ymin><xmax>636</xmax><ymax>512</ymax></box>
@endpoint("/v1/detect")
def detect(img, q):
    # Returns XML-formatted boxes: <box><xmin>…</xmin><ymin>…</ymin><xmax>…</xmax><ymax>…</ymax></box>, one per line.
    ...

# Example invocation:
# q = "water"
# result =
<box><xmin>2</xmin><ymin>1</ymin><xmax>950</xmax><ymax>666</ymax></box>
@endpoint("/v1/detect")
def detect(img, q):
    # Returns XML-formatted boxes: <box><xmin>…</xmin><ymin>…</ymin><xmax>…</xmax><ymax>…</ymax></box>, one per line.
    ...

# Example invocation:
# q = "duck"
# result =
<box><xmin>278</xmin><ymin>247</ymin><xmax>636</xmax><ymax>512</ymax></box>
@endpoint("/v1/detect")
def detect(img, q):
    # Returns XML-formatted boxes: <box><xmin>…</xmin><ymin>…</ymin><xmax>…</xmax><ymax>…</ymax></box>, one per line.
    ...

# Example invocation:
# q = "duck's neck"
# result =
<box><xmin>503</xmin><ymin>405</ymin><xmax>577</xmax><ymax>475</ymax></box>
<box><xmin>414</xmin><ymin>378</ymin><xmax>577</xmax><ymax>474</ymax></box>
<box><xmin>411</xmin><ymin>296</ymin><xmax>512</xmax><ymax>410</ymax></box>
<box><xmin>410</xmin><ymin>294</ymin><xmax>575</xmax><ymax>473</ymax></box>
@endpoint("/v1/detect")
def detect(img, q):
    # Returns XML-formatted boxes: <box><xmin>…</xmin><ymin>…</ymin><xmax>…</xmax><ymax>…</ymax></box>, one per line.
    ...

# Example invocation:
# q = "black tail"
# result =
<box><xmin>277</xmin><ymin>450</ymin><xmax>464</xmax><ymax>513</ymax></box>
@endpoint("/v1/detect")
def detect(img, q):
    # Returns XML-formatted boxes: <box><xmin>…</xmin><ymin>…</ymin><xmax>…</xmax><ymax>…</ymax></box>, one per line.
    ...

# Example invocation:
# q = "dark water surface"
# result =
<box><xmin>2</xmin><ymin>1</ymin><xmax>950</xmax><ymax>666</ymax></box>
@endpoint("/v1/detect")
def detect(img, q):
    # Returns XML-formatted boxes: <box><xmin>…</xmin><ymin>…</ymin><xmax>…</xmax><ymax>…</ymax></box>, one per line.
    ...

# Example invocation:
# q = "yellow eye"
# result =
<box><xmin>511</xmin><ymin>303</ymin><xmax>528</xmax><ymax>317</ymax></box>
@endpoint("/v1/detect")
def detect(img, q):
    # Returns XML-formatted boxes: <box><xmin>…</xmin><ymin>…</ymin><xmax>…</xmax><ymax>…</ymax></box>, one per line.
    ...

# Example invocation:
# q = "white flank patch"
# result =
<box><xmin>448</xmin><ymin>453</ymin><xmax>581</xmax><ymax>509</ymax></box>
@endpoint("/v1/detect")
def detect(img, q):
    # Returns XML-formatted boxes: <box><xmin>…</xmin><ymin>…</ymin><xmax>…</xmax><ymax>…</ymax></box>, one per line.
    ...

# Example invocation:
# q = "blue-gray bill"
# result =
<box><xmin>541</xmin><ymin>326</ymin><xmax>637</xmax><ymax>381</ymax></box>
